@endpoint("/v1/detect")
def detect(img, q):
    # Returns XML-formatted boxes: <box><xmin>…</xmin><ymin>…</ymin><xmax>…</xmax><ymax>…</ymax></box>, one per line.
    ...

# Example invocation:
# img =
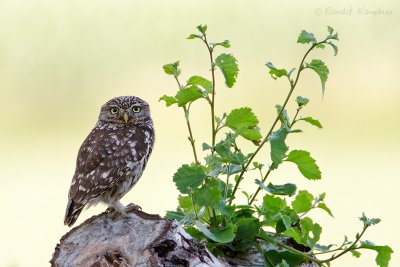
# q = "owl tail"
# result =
<box><xmin>64</xmin><ymin>200</ymin><xmax>84</xmax><ymax>227</ymax></box>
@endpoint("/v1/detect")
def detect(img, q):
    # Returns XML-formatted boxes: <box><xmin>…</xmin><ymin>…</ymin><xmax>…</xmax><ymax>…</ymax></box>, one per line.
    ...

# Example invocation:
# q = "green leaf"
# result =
<box><xmin>196</xmin><ymin>24</ymin><xmax>207</xmax><ymax>35</ymax></box>
<box><xmin>286</xmin><ymin>150</ymin><xmax>321</xmax><ymax>180</ymax></box>
<box><xmin>202</xmin><ymin>142</ymin><xmax>212</xmax><ymax>151</ymax></box>
<box><xmin>232</xmin><ymin>217</ymin><xmax>261</xmax><ymax>251</ymax></box>
<box><xmin>285</xmin><ymin>217</ymin><xmax>322</xmax><ymax>248</ymax></box>
<box><xmin>210</xmin><ymin>40</ymin><xmax>231</xmax><ymax>48</ymax></box>
<box><xmin>297</xmin><ymin>30</ymin><xmax>317</xmax><ymax>44</ymax></box>
<box><xmin>215</xmin><ymin>53</ymin><xmax>239</xmax><ymax>88</ymax></box>
<box><xmin>255</xmin><ymin>180</ymin><xmax>297</xmax><ymax>196</ymax></box>
<box><xmin>315</xmin><ymin>44</ymin><xmax>325</xmax><ymax>49</ymax></box>
<box><xmin>165</xmin><ymin>210</ymin><xmax>186</xmax><ymax>221</ymax></box>
<box><xmin>305</xmin><ymin>59</ymin><xmax>329</xmax><ymax>95</ymax></box>
<box><xmin>292</xmin><ymin>190</ymin><xmax>314</xmax><ymax>213</ymax></box>
<box><xmin>187</xmin><ymin>76</ymin><xmax>212</xmax><ymax>92</ymax></box>
<box><xmin>236</xmin><ymin>128</ymin><xmax>262</xmax><ymax>141</ymax></box>
<box><xmin>327</xmin><ymin>41</ymin><xmax>338</xmax><ymax>56</ymax></box>
<box><xmin>317</xmin><ymin>202</ymin><xmax>334</xmax><ymax>217</ymax></box>
<box><xmin>193</xmin><ymin>179</ymin><xmax>222</xmax><ymax>208</ymax></box>
<box><xmin>270</xmin><ymin>127</ymin><xmax>289</xmax><ymax>170</ymax></box>
<box><xmin>266</xmin><ymin>62</ymin><xmax>288</xmax><ymax>80</ymax></box>
<box><xmin>276</xmin><ymin>260</ymin><xmax>290</xmax><ymax>267</ymax></box>
<box><xmin>359</xmin><ymin>213</ymin><xmax>381</xmax><ymax>227</ymax></box>
<box><xmin>225</xmin><ymin>108</ymin><xmax>259</xmax><ymax>130</ymax></box>
<box><xmin>175</xmin><ymin>85</ymin><xmax>203</xmax><ymax>107</ymax></box>
<box><xmin>195</xmin><ymin>221</ymin><xmax>236</xmax><ymax>243</ymax></box>
<box><xmin>159</xmin><ymin>95</ymin><xmax>177</xmax><ymax>107</ymax></box>
<box><xmin>261</xmin><ymin>194</ymin><xmax>288</xmax><ymax>220</ymax></box>
<box><xmin>314</xmin><ymin>243</ymin><xmax>334</xmax><ymax>252</ymax></box>
<box><xmin>178</xmin><ymin>195</ymin><xmax>193</xmax><ymax>212</ymax></box>
<box><xmin>173</xmin><ymin>164</ymin><xmax>206</xmax><ymax>194</ymax></box>
<box><xmin>275</xmin><ymin>104</ymin><xmax>290</xmax><ymax>127</ymax></box>
<box><xmin>296</xmin><ymin>96</ymin><xmax>309</xmax><ymax>107</ymax></box>
<box><xmin>300</xmin><ymin>117</ymin><xmax>323</xmax><ymax>129</ymax></box>
<box><xmin>351</xmin><ymin>250</ymin><xmax>362</xmax><ymax>258</ymax></box>
<box><xmin>327</xmin><ymin>26</ymin><xmax>334</xmax><ymax>35</ymax></box>
<box><xmin>263</xmin><ymin>249</ymin><xmax>307</xmax><ymax>267</ymax></box>
<box><xmin>163</xmin><ymin>61</ymin><xmax>181</xmax><ymax>77</ymax></box>
<box><xmin>359</xmin><ymin>240</ymin><xmax>393</xmax><ymax>267</ymax></box>
<box><xmin>187</xmin><ymin>34</ymin><xmax>201</xmax><ymax>40</ymax></box>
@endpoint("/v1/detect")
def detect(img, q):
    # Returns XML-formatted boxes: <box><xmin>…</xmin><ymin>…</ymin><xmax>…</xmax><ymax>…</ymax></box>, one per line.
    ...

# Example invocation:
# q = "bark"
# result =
<box><xmin>51</xmin><ymin>209</ymin><xmax>318</xmax><ymax>267</ymax></box>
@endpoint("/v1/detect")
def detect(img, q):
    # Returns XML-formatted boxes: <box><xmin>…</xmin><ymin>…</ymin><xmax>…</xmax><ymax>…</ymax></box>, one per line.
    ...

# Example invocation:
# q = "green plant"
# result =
<box><xmin>160</xmin><ymin>25</ymin><xmax>393</xmax><ymax>267</ymax></box>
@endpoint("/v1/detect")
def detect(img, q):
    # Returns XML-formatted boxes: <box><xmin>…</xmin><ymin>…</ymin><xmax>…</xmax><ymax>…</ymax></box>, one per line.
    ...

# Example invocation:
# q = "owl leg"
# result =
<box><xmin>108</xmin><ymin>201</ymin><xmax>128</xmax><ymax>220</ymax></box>
<box><xmin>126</xmin><ymin>203</ymin><xmax>142</xmax><ymax>212</ymax></box>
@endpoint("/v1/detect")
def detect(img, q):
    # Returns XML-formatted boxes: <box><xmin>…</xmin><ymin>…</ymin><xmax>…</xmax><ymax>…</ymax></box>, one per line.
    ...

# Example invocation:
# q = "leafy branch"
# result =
<box><xmin>161</xmin><ymin>25</ymin><xmax>392</xmax><ymax>267</ymax></box>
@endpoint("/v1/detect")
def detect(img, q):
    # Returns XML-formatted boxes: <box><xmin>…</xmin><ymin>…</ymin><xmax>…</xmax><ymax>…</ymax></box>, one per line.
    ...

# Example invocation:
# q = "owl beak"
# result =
<box><xmin>123</xmin><ymin>113</ymin><xmax>129</xmax><ymax>123</ymax></box>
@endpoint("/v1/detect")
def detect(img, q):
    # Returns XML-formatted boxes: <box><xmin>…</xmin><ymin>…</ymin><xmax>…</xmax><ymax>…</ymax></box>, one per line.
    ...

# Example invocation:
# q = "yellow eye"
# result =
<box><xmin>132</xmin><ymin>106</ymin><xmax>141</xmax><ymax>113</ymax></box>
<box><xmin>110</xmin><ymin>107</ymin><xmax>119</xmax><ymax>115</ymax></box>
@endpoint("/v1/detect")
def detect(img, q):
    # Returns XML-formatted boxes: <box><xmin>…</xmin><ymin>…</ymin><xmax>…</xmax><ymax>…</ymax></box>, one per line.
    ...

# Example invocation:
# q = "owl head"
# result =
<box><xmin>98</xmin><ymin>96</ymin><xmax>151</xmax><ymax>125</ymax></box>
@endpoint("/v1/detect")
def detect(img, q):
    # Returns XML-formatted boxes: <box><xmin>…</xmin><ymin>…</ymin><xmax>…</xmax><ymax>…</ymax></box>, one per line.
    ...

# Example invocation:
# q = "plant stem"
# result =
<box><xmin>320</xmin><ymin>226</ymin><xmax>368</xmax><ymax>263</ymax></box>
<box><xmin>249</xmin><ymin>169</ymin><xmax>272</xmax><ymax>205</ymax></box>
<box><xmin>256</xmin><ymin>234</ymin><xmax>322</xmax><ymax>265</ymax></box>
<box><xmin>229</xmin><ymin>42</ymin><xmax>319</xmax><ymax>205</ymax></box>
<box><xmin>174</xmin><ymin>76</ymin><xmax>200</xmax><ymax>164</ymax></box>
<box><xmin>290</xmin><ymin>107</ymin><xmax>301</xmax><ymax>128</ymax></box>
<box><xmin>202</xmin><ymin>35</ymin><xmax>217</xmax><ymax>153</ymax></box>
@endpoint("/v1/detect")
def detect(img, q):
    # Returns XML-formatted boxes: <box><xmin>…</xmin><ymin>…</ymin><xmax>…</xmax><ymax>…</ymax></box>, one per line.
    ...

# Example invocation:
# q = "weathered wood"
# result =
<box><xmin>51</xmin><ymin>209</ymin><xmax>318</xmax><ymax>267</ymax></box>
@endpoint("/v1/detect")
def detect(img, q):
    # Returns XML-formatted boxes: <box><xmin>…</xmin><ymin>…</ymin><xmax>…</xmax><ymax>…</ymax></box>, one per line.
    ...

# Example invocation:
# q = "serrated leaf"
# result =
<box><xmin>159</xmin><ymin>95</ymin><xmax>177</xmax><ymax>107</ymax></box>
<box><xmin>359</xmin><ymin>213</ymin><xmax>381</xmax><ymax>227</ymax></box>
<box><xmin>178</xmin><ymin>195</ymin><xmax>193</xmax><ymax>212</ymax></box>
<box><xmin>255</xmin><ymin>180</ymin><xmax>297</xmax><ymax>196</ymax></box>
<box><xmin>314</xmin><ymin>243</ymin><xmax>334</xmax><ymax>252</ymax></box>
<box><xmin>263</xmin><ymin>249</ymin><xmax>307</xmax><ymax>267</ymax></box>
<box><xmin>175</xmin><ymin>85</ymin><xmax>203</xmax><ymax>107</ymax></box>
<box><xmin>262</xmin><ymin>194</ymin><xmax>288</xmax><ymax>220</ymax></box>
<box><xmin>202</xmin><ymin>143</ymin><xmax>212</xmax><ymax>151</ymax></box>
<box><xmin>187</xmin><ymin>34</ymin><xmax>201</xmax><ymax>40</ymax></box>
<box><xmin>276</xmin><ymin>104</ymin><xmax>290</xmax><ymax>127</ymax></box>
<box><xmin>296</xmin><ymin>96</ymin><xmax>309</xmax><ymax>107</ymax></box>
<box><xmin>195</xmin><ymin>221</ymin><xmax>236</xmax><ymax>243</ymax></box>
<box><xmin>215</xmin><ymin>53</ymin><xmax>239</xmax><ymax>88</ymax></box>
<box><xmin>193</xmin><ymin>179</ymin><xmax>222</xmax><ymax>208</ymax></box>
<box><xmin>187</xmin><ymin>76</ymin><xmax>212</xmax><ymax>92</ymax></box>
<box><xmin>297</xmin><ymin>30</ymin><xmax>317</xmax><ymax>44</ymax></box>
<box><xmin>173</xmin><ymin>164</ymin><xmax>206</xmax><ymax>194</ymax></box>
<box><xmin>286</xmin><ymin>150</ymin><xmax>321</xmax><ymax>180</ymax></box>
<box><xmin>351</xmin><ymin>250</ymin><xmax>362</xmax><ymax>258</ymax></box>
<box><xmin>317</xmin><ymin>202</ymin><xmax>334</xmax><ymax>217</ymax></box>
<box><xmin>196</xmin><ymin>24</ymin><xmax>207</xmax><ymax>34</ymax></box>
<box><xmin>237</xmin><ymin>128</ymin><xmax>262</xmax><ymax>141</ymax></box>
<box><xmin>305</xmin><ymin>59</ymin><xmax>329</xmax><ymax>95</ymax></box>
<box><xmin>285</xmin><ymin>217</ymin><xmax>322</xmax><ymax>248</ymax></box>
<box><xmin>300</xmin><ymin>117</ymin><xmax>323</xmax><ymax>129</ymax></box>
<box><xmin>315</xmin><ymin>44</ymin><xmax>325</xmax><ymax>49</ymax></box>
<box><xmin>327</xmin><ymin>26</ymin><xmax>334</xmax><ymax>35</ymax></box>
<box><xmin>327</xmin><ymin>41</ymin><xmax>338</xmax><ymax>56</ymax></box>
<box><xmin>226</xmin><ymin>107</ymin><xmax>259</xmax><ymax>128</ymax></box>
<box><xmin>211</xmin><ymin>40</ymin><xmax>231</xmax><ymax>48</ymax></box>
<box><xmin>359</xmin><ymin>241</ymin><xmax>393</xmax><ymax>267</ymax></box>
<box><xmin>266</xmin><ymin>62</ymin><xmax>288</xmax><ymax>80</ymax></box>
<box><xmin>270</xmin><ymin>127</ymin><xmax>289</xmax><ymax>170</ymax></box>
<box><xmin>165</xmin><ymin>210</ymin><xmax>186</xmax><ymax>221</ymax></box>
<box><xmin>163</xmin><ymin>61</ymin><xmax>181</xmax><ymax>77</ymax></box>
<box><xmin>292</xmin><ymin>190</ymin><xmax>314</xmax><ymax>213</ymax></box>
<box><xmin>232</xmin><ymin>217</ymin><xmax>261</xmax><ymax>251</ymax></box>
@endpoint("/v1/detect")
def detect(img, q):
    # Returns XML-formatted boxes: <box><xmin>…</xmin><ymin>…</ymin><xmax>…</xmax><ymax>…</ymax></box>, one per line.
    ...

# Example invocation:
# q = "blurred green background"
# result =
<box><xmin>0</xmin><ymin>0</ymin><xmax>398</xmax><ymax>266</ymax></box>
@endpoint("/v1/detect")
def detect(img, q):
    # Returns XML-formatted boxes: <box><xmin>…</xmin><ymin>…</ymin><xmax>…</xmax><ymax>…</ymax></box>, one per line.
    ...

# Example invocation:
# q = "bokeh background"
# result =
<box><xmin>0</xmin><ymin>0</ymin><xmax>398</xmax><ymax>266</ymax></box>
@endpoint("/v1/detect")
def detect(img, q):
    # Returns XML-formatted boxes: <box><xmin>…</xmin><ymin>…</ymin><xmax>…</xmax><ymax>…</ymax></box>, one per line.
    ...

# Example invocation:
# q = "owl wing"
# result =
<box><xmin>68</xmin><ymin>126</ymin><xmax>152</xmax><ymax>203</ymax></box>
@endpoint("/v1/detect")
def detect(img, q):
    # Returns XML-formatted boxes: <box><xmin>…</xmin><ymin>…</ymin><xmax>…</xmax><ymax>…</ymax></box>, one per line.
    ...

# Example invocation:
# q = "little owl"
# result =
<box><xmin>64</xmin><ymin>96</ymin><xmax>155</xmax><ymax>227</ymax></box>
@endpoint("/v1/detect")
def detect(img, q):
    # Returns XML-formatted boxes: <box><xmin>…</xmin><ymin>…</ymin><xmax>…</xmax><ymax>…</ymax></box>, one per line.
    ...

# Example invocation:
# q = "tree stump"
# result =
<box><xmin>51</xmin><ymin>209</ymin><xmax>318</xmax><ymax>267</ymax></box>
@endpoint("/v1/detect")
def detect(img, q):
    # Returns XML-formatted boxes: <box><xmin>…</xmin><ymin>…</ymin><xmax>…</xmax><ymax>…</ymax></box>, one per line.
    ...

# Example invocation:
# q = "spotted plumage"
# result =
<box><xmin>64</xmin><ymin>96</ymin><xmax>155</xmax><ymax>227</ymax></box>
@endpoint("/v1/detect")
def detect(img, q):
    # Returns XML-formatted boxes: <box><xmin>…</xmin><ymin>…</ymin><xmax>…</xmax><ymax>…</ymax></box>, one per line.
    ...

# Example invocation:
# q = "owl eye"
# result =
<box><xmin>132</xmin><ymin>106</ymin><xmax>141</xmax><ymax>113</ymax></box>
<box><xmin>110</xmin><ymin>107</ymin><xmax>119</xmax><ymax>115</ymax></box>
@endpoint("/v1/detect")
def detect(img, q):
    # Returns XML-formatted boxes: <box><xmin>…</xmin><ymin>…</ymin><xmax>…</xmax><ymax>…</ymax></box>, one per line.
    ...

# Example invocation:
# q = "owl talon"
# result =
<box><xmin>126</xmin><ymin>203</ymin><xmax>142</xmax><ymax>212</ymax></box>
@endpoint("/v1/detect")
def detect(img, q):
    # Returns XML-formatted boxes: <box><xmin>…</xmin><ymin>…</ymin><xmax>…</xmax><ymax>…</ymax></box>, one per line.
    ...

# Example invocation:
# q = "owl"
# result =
<box><xmin>64</xmin><ymin>96</ymin><xmax>155</xmax><ymax>227</ymax></box>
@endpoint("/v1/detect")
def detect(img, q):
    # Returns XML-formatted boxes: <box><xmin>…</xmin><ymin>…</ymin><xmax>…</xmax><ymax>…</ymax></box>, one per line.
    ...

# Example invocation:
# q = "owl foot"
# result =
<box><xmin>126</xmin><ymin>203</ymin><xmax>142</xmax><ymax>212</ymax></box>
